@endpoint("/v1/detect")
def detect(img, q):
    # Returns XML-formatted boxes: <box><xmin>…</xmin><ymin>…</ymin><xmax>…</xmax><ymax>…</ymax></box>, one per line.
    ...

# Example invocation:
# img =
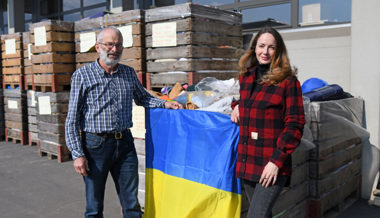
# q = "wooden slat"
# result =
<box><xmin>74</xmin><ymin>35</ymin><xmax>143</xmax><ymax>52</ymax></box>
<box><xmin>2</xmin><ymin>67</ymin><xmax>23</xmax><ymax>74</ymax></box>
<box><xmin>32</xmin><ymin>63</ymin><xmax>75</xmax><ymax>74</ymax></box>
<box><xmin>32</xmin><ymin>53</ymin><xmax>75</xmax><ymax>64</ymax></box>
<box><xmin>2</xmin><ymin>59</ymin><xmax>22</xmax><ymax>66</ymax></box>
<box><xmin>31</xmin><ymin>42</ymin><xmax>75</xmax><ymax>53</ymax></box>
<box><xmin>33</xmin><ymin>74</ymin><xmax>71</xmax><ymax>85</ymax></box>
<box><xmin>145</xmin><ymin>17</ymin><xmax>241</xmax><ymax>37</ymax></box>
<box><xmin>24</xmin><ymin>66</ymin><xmax>33</xmax><ymax>74</ymax></box>
<box><xmin>147</xmin><ymin>59</ymin><xmax>238</xmax><ymax>72</ymax></box>
<box><xmin>3</xmin><ymin>75</ymin><xmax>22</xmax><ymax>83</ymax></box>
<box><xmin>1</xmin><ymin>50</ymin><xmax>23</xmax><ymax>59</ymax></box>
<box><xmin>29</xmin><ymin>20</ymin><xmax>74</xmax><ymax>32</ymax></box>
<box><xmin>1</xmin><ymin>33</ymin><xmax>22</xmax><ymax>40</ymax></box>
<box><xmin>1</xmin><ymin>42</ymin><xmax>22</xmax><ymax>51</ymax></box>
<box><xmin>146</xmin><ymin>32</ymin><xmax>242</xmax><ymax>48</ymax></box>
<box><xmin>147</xmin><ymin>45</ymin><xmax>238</xmax><ymax>59</ymax></box>
<box><xmin>31</xmin><ymin>31</ymin><xmax>74</xmax><ymax>43</ymax></box>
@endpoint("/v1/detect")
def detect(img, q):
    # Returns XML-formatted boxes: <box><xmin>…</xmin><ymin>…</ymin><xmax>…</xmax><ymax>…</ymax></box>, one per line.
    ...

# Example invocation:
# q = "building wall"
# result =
<box><xmin>280</xmin><ymin>24</ymin><xmax>351</xmax><ymax>91</ymax></box>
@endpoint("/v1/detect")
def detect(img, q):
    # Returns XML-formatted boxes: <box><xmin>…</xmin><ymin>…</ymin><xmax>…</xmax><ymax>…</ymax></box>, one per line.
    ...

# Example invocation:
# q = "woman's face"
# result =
<box><xmin>255</xmin><ymin>33</ymin><xmax>276</xmax><ymax>65</ymax></box>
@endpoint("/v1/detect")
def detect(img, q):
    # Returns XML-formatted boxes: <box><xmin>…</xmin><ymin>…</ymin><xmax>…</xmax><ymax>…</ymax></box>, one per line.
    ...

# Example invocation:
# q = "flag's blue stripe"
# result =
<box><xmin>145</xmin><ymin>108</ymin><xmax>241</xmax><ymax>194</ymax></box>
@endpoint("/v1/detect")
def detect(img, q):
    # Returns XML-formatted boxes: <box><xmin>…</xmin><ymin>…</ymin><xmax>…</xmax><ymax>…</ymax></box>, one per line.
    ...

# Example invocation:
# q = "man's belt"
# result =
<box><xmin>92</xmin><ymin>129</ymin><xmax>129</xmax><ymax>140</ymax></box>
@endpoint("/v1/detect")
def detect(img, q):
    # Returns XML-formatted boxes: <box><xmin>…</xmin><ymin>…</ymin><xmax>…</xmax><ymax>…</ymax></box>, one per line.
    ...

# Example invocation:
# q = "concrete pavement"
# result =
<box><xmin>1</xmin><ymin>141</ymin><xmax>380</xmax><ymax>218</ymax></box>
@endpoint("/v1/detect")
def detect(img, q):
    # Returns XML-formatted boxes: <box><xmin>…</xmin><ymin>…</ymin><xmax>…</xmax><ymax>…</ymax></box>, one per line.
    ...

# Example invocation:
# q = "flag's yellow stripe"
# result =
<box><xmin>145</xmin><ymin>168</ymin><xmax>241</xmax><ymax>218</ymax></box>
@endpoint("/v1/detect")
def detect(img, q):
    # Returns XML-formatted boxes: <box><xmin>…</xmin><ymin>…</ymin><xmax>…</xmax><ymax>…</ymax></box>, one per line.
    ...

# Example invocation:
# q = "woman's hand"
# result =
<box><xmin>259</xmin><ymin>161</ymin><xmax>279</xmax><ymax>188</ymax></box>
<box><xmin>231</xmin><ymin>105</ymin><xmax>239</xmax><ymax>123</ymax></box>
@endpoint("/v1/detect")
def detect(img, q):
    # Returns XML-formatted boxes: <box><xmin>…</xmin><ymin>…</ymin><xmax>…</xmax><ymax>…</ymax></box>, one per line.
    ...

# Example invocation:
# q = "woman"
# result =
<box><xmin>231</xmin><ymin>26</ymin><xmax>305</xmax><ymax>217</ymax></box>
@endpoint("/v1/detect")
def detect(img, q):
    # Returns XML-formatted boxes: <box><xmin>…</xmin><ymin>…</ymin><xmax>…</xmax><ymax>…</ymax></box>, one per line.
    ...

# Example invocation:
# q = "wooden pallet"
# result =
<box><xmin>146</xmin><ymin>71</ymin><xmax>237</xmax><ymax>91</ymax></box>
<box><xmin>32</xmin><ymin>74</ymin><xmax>71</xmax><ymax>92</ymax></box>
<box><xmin>3</xmin><ymin>74</ymin><xmax>24</xmax><ymax>89</ymax></box>
<box><xmin>5</xmin><ymin>128</ymin><xmax>28</xmax><ymax>145</ymax></box>
<box><xmin>307</xmin><ymin>173</ymin><xmax>361</xmax><ymax>218</ymax></box>
<box><xmin>28</xmin><ymin>131</ymin><xmax>39</xmax><ymax>146</ymax></box>
<box><xmin>38</xmin><ymin>140</ymin><xmax>71</xmax><ymax>163</ymax></box>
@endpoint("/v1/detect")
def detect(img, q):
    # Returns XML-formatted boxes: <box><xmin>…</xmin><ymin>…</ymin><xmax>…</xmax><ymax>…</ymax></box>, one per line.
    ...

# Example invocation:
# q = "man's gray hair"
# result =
<box><xmin>97</xmin><ymin>26</ymin><xmax>123</xmax><ymax>43</ymax></box>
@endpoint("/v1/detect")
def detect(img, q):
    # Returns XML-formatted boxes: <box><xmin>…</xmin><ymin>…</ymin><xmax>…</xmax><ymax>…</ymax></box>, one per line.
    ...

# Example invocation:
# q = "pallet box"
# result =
<box><xmin>74</xmin><ymin>10</ymin><xmax>146</xmax><ymax>85</ymax></box>
<box><xmin>3</xmin><ymin>89</ymin><xmax>28</xmax><ymax>145</ymax></box>
<box><xmin>145</xmin><ymin>3</ymin><xmax>242</xmax><ymax>91</ymax></box>
<box><xmin>36</xmin><ymin>91</ymin><xmax>70</xmax><ymax>162</ymax></box>
<box><xmin>1</xmin><ymin>33</ymin><xmax>24</xmax><ymax>89</ymax></box>
<box><xmin>29</xmin><ymin>20</ymin><xmax>75</xmax><ymax>92</ymax></box>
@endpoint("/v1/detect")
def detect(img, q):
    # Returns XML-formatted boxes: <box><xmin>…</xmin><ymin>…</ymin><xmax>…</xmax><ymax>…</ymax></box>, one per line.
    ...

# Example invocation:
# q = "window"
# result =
<box><xmin>299</xmin><ymin>0</ymin><xmax>351</xmax><ymax>25</ymax></box>
<box><xmin>242</xmin><ymin>3</ymin><xmax>291</xmax><ymax>29</ymax></box>
<box><xmin>192</xmin><ymin>0</ymin><xmax>234</xmax><ymax>6</ymax></box>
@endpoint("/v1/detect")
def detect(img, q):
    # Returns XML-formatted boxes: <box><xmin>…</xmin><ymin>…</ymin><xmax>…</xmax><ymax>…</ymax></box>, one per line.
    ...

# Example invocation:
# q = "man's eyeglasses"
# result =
<box><xmin>98</xmin><ymin>42</ymin><xmax>123</xmax><ymax>50</ymax></box>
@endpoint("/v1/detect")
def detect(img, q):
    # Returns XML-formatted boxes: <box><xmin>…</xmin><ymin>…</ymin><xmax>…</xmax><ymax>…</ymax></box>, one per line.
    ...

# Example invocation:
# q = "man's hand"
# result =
<box><xmin>164</xmin><ymin>101</ymin><xmax>183</xmax><ymax>109</ymax></box>
<box><xmin>73</xmin><ymin>156</ymin><xmax>89</xmax><ymax>176</ymax></box>
<box><xmin>231</xmin><ymin>105</ymin><xmax>239</xmax><ymax>123</ymax></box>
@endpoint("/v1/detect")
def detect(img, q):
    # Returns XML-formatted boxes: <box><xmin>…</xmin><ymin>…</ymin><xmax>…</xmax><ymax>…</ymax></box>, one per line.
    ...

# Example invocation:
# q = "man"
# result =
<box><xmin>65</xmin><ymin>27</ymin><xmax>182</xmax><ymax>218</ymax></box>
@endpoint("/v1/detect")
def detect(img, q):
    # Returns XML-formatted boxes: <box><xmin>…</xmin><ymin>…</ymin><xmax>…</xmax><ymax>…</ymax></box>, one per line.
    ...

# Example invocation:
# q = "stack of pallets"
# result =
<box><xmin>145</xmin><ymin>3</ymin><xmax>242</xmax><ymax>91</ymax></box>
<box><xmin>307</xmin><ymin>98</ymin><xmax>364</xmax><ymax>218</ymax></box>
<box><xmin>36</xmin><ymin>91</ymin><xmax>71</xmax><ymax>162</ymax></box>
<box><xmin>23</xmin><ymin>32</ymin><xmax>33</xmax><ymax>90</ymax></box>
<box><xmin>3</xmin><ymin>89</ymin><xmax>28</xmax><ymax>145</ymax></box>
<box><xmin>27</xmin><ymin>90</ymin><xmax>38</xmax><ymax>146</ymax></box>
<box><xmin>29</xmin><ymin>20</ymin><xmax>75</xmax><ymax>92</ymax></box>
<box><xmin>1</xmin><ymin>33</ymin><xmax>24</xmax><ymax>89</ymax></box>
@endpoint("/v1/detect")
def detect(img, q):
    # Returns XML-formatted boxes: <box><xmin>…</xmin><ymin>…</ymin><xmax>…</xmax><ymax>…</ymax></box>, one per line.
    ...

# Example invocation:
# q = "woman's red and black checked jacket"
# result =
<box><xmin>232</xmin><ymin>67</ymin><xmax>305</xmax><ymax>182</ymax></box>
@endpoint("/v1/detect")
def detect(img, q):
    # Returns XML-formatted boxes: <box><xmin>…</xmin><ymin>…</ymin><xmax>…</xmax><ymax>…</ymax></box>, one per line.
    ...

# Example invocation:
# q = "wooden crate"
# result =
<box><xmin>74</xmin><ymin>10</ymin><xmax>146</xmax><ymax>86</ymax></box>
<box><xmin>145</xmin><ymin>3</ymin><xmax>242</xmax><ymax>90</ymax></box>
<box><xmin>29</xmin><ymin>20</ymin><xmax>75</xmax><ymax>92</ymax></box>
<box><xmin>27</xmin><ymin>90</ymin><xmax>38</xmax><ymax>146</ymax></box>
<box><xmin>35</xmin><ymin>91</ymin><xmax>69</xmax><ymax>161</ymax></box>
<box><xmin>3</xmin><ymin>89</ymin><xmax>28</xmax><ymax>145</ymax></box>
<box><xmin>23</xmin><ymin>32</ymin><xmax>33</xmax><ymax>89</ymax></box>
<box><xmin>1</xmin><ymin>33</ymin><xmax>24</xmax><ymax>89</ymax></box>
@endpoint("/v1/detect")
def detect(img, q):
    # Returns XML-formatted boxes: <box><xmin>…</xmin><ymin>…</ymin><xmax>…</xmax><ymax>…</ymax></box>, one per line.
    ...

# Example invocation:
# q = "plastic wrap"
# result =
<box><xmin>304</xmin><ymin>97</ymin><xmax>376</xmax><ymax>199</ymax></box>
<box><xmin>145</xmin><ymin>3</ymin><xmax>241</xmax><ymax>25</ymax></box>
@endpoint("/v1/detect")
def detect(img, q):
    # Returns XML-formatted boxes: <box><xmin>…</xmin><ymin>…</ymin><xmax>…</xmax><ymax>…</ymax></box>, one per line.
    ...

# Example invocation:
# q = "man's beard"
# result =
<box><xmin>99</xmin><ymin>47</ymin><xmax>121</xmax><ymax>66</ymax></box>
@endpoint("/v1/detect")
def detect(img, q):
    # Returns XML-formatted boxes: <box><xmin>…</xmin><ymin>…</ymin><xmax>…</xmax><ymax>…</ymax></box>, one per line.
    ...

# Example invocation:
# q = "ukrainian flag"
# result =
<box><xmin>145</xmin><ymin>108</ymin><xmax>241</xmax><ymax>218</ymax></box>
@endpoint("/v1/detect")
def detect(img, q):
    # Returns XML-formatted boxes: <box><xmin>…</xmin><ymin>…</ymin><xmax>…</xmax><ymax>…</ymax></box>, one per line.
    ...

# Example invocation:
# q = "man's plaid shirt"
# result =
<box><xmin>65</xmin><ymin>60</ymin><xmax>165</xmax><ymax>159</ymax></box>
<box><xmin>233</xmin><ymin>67</ymin><xmax>305</xmax><ymax>182</ymax></box>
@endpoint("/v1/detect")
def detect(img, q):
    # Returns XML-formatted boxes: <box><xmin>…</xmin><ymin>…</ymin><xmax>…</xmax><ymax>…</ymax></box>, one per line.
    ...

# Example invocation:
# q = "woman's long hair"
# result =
<box><xmin>239</xmin><ymin>26</ymin><xmax>296</xmax><ymax>85</ymax></box>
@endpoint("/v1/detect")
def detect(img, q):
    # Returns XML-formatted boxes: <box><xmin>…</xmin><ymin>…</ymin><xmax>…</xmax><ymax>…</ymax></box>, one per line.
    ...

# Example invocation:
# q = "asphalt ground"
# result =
<box><xmin>1</xmin><ymin>141</ymin><xmax>380</xmax><ymax>218</ymax></box>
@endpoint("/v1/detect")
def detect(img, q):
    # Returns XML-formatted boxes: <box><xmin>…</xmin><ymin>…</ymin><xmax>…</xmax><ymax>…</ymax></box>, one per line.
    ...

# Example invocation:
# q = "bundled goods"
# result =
<box><xmin>145</xmin><ymin>3</ymin><xmax>242</xmax><ymax>90</ymax></box>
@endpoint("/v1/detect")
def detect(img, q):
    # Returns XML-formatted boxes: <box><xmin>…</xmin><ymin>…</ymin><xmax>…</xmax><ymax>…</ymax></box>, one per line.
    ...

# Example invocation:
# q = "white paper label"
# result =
<box><xmin>30</xmin><ymin>91</ymin><xmax>36</xmax><ymax>107</ymax></box>
<box><xmin>8</xmin><ymin>100</ymin><xmax>18</xmax><ymax>109</ymax></box>
<box><xmin>130</xmin><ymin>105</ymin><xmax>145</xmax><ymax>139</ymax></box>
<box><xmin>152</xmin><ymin>22</ymin><xmax>177</xmax><ymax>47</ymax></box>
<box><xmin>34</xmin><ymin>26</ymin><xmax>47</xmax><ymax>46</ymax></box>
<box><xmin>38</xmin><ymin>96</ymin><xmax>51</xmax><ymax>115</ymax></box>
<box><xmin>28</xmin><ymin>43</ymin><xmax>32</xmax><ymax>60</ymax></box>
<box><xmin>118</xmin><ymin>25</ymin><xmax>133</xmax><ymax>48</ymax></box>
<box><xmin>80</xmin><ymin>32</ymin><xmax>96</xmax><ymax>53</ymax></box>
<box><xmin>5</xmin><ymin>39</ymin><xmax>16</xmax><ymax>55</ymax></box>
<box><xmin>251</xmin><ymin>132</ymin><xmax>258</xmax><ymax>140</ymax></box>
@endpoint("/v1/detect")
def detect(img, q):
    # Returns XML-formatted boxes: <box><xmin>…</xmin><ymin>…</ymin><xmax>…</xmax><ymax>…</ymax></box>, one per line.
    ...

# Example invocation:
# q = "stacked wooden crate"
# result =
<box><xmin>74</xmin><ymin>10</ymin><xmax>145</xmax><ymax>85</ymax></box>
<box><xmin>1</xmin><ymin>33</ymin><xmax>23</xmax><ymax>89</ymax></box>
<box><xmin>74</xmin><ymin>16</ymin><xmax>103</xmax><ymax>69</ymax></box>
<box><xmin>36</xmin><ymin>92</ymin><xmax>70</xmax><ymax>162</ymax></box>
<box><xmin>23</xmin><ymin>32</ymin><xmax>33</xmax><ymax>90</ymax></box>
<box><xmin>3</xmin><ymin>89</ymin><xmax>28</xmax><ymax>145</ymax></box>
<box><xmin>307</xmin><ymin>98</ymin><xmax>364</xmax><ymax>218</ymax></box>
<box><xmin>27</xmin><ymin>90</ymin><xmax>38</xmax><ymax>146</ymax></box>
<box><xmin>29</xmin><ymin>20</ymin><xmax>75</xmax><ymax>92</ymax></box>
<box><xmin>145</xmin><ymin>3</ymin><xmax>242</xmax><ymax>91</ymax></box>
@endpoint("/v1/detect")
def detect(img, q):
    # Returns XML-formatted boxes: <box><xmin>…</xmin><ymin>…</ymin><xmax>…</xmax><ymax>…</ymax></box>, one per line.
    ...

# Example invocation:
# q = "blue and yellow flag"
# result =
<box><xmin>145</xmin><ymin>108</ymin><xmax>241</xmax><ymax>218</ymax></box>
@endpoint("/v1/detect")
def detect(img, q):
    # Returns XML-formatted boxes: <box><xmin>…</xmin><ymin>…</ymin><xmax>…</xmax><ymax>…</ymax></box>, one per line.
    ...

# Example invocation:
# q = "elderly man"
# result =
<box><xmin>65</xmin><ymin>27</ymin><xmax>182</xmax><ymax>218</ymax></box>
